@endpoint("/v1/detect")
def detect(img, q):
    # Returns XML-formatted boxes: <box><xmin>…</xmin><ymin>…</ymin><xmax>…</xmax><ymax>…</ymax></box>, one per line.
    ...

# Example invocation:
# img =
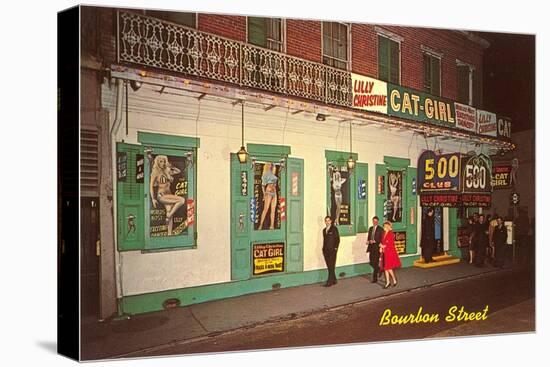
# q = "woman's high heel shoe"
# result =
<box><xmin>383</xmin><ymin>283</ymin><xmax>391</xmax><ymax>289</ymax></box>
<box><xmin>392</xmin><ymin>282</ymin><xmax>398</xmax><ymax>287</ymax></box>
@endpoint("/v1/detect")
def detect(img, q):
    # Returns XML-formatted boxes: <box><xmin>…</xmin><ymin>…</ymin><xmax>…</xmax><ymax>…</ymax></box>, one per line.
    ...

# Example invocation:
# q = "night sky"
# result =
<box><xmin>477</xmin><ymin>32</ymin><xmax>535</xmax><ymax>133</ymax></box>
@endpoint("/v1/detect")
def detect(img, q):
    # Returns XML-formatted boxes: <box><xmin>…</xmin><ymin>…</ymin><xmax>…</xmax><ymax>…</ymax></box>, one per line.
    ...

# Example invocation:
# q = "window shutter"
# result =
<box><xmin>457</xmin><ymin>65</ymin><xmax>470</xmax><ymax>104</ymax></box>
<box><xmin>248</xmin><ymin>17</ymin><xmax>267</xmax><ymax>47</ymax></box>
<box><xmin>423</xmin><ymin>54</ymin><xmax>431</xmax><ymax>92</ymax></box>
<box><xmin>116</xmin><ymin>143</ymin><xmax>145</xmax><ymax>251</ymax></box>
<box><xmin>389</xmin><ymin>39</ymin><xmax>400</xmax><ymax>84</ymax></box>
<box><xmin>378</xmin><ymin>36</ymin><xmax>389</xmax><ymax>82</ymax></box>
<box><xmin>473</xmin><ymin>69</ymin><xmax>483</xmax><ymax>107</ymax></box>
<box><xmin>432</xmin><ymin>57</ymin><xmax>441</xmax><ymax>96</ymax></box>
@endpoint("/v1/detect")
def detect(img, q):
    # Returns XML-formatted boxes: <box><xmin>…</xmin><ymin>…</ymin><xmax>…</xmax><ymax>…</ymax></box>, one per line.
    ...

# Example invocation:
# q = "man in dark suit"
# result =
<box><xmin>366</xmin><ymin>216</ymin><xmax>383</xmax><ymax>283</ymax></box>
<box><xmin>475</xmin><ymin>214</ymin><xmax>490</xmax><ymax>267</ymax></box>
<box><xmin>421</xmin><ymin>208</ymin><xmax>436</xmax><ymax>263</ymax></box>
<box><xmin>322</xmin><ymin>216</ymin><xmax>340</xmax><ymax>287</ymax></box>
<box><xmin>492</xmin><ymin>216</ymin><xmax>507</xmax><ymax>268</ymax></box>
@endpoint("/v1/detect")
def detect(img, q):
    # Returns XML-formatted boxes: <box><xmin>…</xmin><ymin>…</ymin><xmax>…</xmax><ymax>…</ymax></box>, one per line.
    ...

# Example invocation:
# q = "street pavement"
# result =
<box><xmin>81</xmin><ymin>261</ymin><xmax>533</xmax><ymax>360</ymax></box>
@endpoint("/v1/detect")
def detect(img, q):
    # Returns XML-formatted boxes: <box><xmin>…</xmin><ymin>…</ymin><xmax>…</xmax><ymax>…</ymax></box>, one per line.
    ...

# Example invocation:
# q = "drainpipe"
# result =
<box><xmin>109</xmin><ymin>78</ymin><xmax>129</xmax><ymax>319</ymax></box>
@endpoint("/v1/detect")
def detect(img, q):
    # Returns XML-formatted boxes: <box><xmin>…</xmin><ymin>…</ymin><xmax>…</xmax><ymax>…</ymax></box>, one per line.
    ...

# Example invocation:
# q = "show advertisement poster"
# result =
<box><xmin>394</xmin><ymin>231</ymin><xmax>406</xmax><ymax>254</ymax></box>
<box><xmin>454</xmin><ymin>102</ymin><xmax>477</xmax><ymax>132</ymax></box>
<box><xmin>461</xmin><ymin>154</ymin><xmax>493</xmax><ymax>207</ymax></box>
<box><xmin>457</xmin><ymin>226</ymin><xmax>471</xmax><ymax>248</ymax></box>
<box><xmin>253</xmin><ymin>242</ymin><xmax>285</xmax><ymax>275</ymax></box>
<box><xmin>417</xmin><ymin>150</ymin><xmax>462</xmax><ymax>207</ymax></box>
<box><xmin>497</xmin><ymin>115</ymin><xmax>512</xmax><ymax>140</ymax></box>
<box><xmin>386</xmin><ymin>170</ymin><xmax>403</xmax><ymax>222</ymax></box>
<box><xmin>329</xmin><ymin>164</ymin><xmax>351</xmax><ymax>225</ymax></box>
<box><xmin>387</xmin><ymin>84</ymin><xmax>456</xmax><ymax>128</ymax></box>
<box><xmin>351</xmin><ymin>73</ymin><xmax>388</xmax><ymax>113</ymax></box>
<box><xmin>417</xmin><ymin>150</ymin><xmax>461</xmax><ymax>192</ymax></box>
<box><xmin>477</xmin><ymin>109</ymin><xmax>498</xmax><ymax>136</ymax></box>
<box><xmin>149</xmin><ymin>154</ymin><xmax>189</xmax><ymax>237</ymax></box>
<box><xmin>492</xmin><ymin>163</ymin><xmax>512</xmax><ymax>189</ymax></box>
<box><xmin>253</xmin><ymin>162</ymin><xmax>282</xmax><ymax>230</ymax></box>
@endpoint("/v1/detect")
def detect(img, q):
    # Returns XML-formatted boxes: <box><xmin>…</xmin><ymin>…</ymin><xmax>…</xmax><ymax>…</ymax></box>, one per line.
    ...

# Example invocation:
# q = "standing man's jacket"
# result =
<box><xmin>323</xmin><ymin>225</ymin><xmax>340</xmax><ymax>251</ymax></box>
<box><xmin>493</xmin><ymin>225</ymin><xmax>507</xmax><ymax>247</ymax></box>
<box><xmin>366</xmin><ymin>225</ymin><xmax>383</xmax><ymax>253</ymax></box>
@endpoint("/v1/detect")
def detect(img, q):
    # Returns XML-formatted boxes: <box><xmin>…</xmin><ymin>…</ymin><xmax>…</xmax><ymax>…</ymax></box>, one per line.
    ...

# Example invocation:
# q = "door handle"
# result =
<box><xmin>96</xmin><ymin>240</ymin><xmax>101</xmax><ymax>257</ymax></box>
<box><xmin>239</xmin><ymin>213</ymin><xmax>245</xmax><ymax>231</ymax></box>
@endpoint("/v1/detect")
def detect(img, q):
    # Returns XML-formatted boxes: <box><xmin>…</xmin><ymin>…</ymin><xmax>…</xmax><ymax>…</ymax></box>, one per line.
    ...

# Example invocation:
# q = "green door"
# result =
<box><xmin>286</xmin><ymin>157</ymin><xmax>304</xmax><ymax>273</ymax></box>
<box><xmin>230</xmin><ymin>154</ymin><xmax>252</xmax><ymax>280</ymax></box>
<box><xmin>230</xmin><ymin>154</ymin><xmax>304</xmax><ymax>279</ymax></box>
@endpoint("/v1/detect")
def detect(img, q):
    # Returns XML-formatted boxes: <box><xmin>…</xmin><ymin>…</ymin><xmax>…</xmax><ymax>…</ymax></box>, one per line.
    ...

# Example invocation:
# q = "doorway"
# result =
<box><xmin>80</xmin><ymin>197</ymin><xmax>100</xmax><ymax>318</ymax></box>
<box><xmin>422</xmin><ymin>206</ymin><xmax>445</xmax><ymax>255</ymax></box>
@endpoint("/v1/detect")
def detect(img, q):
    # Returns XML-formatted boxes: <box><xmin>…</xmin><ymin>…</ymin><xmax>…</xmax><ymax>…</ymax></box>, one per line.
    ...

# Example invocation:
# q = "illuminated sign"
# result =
<box><xmin>387</xmin><ymin>84</ymin><xmax>456</xmax><ymax>128</ymax></box>
<box><xmin>352</xmin><ymin>74</ymin><xmax>388</xmax><ymax>113</ymax></box>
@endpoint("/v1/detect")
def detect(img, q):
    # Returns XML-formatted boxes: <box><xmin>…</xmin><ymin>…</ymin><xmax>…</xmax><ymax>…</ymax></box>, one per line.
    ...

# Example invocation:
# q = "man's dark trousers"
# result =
<box><xmin>323</xmin><ymin>248</ymin><xmax>338</xmax><ymax>285</ymax></box>
<box><xmin>322</xmin><ymin>224</ymin><xmax>340</xmax><ymax>286</ymax></box>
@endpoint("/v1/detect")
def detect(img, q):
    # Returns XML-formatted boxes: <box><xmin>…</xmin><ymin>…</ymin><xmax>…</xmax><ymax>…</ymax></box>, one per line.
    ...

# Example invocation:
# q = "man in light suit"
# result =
<box><xmin>366</xmin><ymin>216</ymin><xmax>384</xmax><ymax>283</ymax></box>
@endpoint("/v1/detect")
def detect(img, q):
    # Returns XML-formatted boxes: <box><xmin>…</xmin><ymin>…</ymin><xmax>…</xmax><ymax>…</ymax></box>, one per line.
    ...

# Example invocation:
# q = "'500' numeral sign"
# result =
<box><xmin>462</xmin><ymin>154</ymin><xmax>492</xmax><ymax>193</ymax></box>
<box><xmin>418</xmin><ymin>150</ymin><xmax>461</xmax><ymax>193</ymax></box>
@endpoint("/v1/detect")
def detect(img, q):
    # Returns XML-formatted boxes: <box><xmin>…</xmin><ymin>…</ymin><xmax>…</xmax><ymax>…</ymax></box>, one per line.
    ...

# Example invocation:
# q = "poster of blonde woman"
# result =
<box><xmin>254</xmin><ymin>162</ymin><xmax>281</xmax><ymax>230</ymax></box>
<box><xmin>149</xmin><ymin>154</ymin><xmax>188</xmax><ymax>236</ymax></box>
<box><xmin>387</xmin><ymin>170</ymin><xmax>403</xmax><ymax>223</ymax></box>
<box><xmin>328</xmin><ymin>164</ymin><xmax>350</xmax><ymax>225</ymax></box>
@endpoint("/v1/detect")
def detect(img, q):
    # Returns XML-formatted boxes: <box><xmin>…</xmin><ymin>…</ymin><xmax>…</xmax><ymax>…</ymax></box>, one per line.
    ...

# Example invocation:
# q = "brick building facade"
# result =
<box><xmin>79</xmin><ymin>6</ymin><xmax>511</xmax><ymax>320</ymax></box>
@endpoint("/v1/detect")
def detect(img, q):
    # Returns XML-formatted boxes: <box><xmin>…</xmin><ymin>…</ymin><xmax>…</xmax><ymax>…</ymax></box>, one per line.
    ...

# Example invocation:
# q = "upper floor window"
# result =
<box><xmin>456</xmin><ymin>60</ymin><xmax>481</xmax><ymax>106</ymax></box>
<box><xmin>248</xmin><ymin>17</ymin><xmax>284</xmax><ymax>52</ymax></box>
<box><xmin>423</xmin><ymin>52</ymin><xmax>441</xmax><ymax>96</ymax></box>
<box><xmin>322</xmin><ymin>22</ymin><xmax>350</xmax><ymax>70</ymax></box>
<box><xmin>145</xmin><ymin>10</ymin><xmax>197</xmax><ymax>28</ymax></box>
<box><xmin>378</xmin><ymin>34</ymin><xmax>400</xmax><ymax>84</ymax></box>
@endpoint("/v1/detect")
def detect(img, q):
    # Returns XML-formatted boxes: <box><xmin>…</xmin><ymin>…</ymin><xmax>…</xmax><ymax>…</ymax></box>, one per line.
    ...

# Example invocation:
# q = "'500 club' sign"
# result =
<box><xmin>418</xmin><ymin>150</ymin><xmax>461</xmax><ymax>192</ymax></box>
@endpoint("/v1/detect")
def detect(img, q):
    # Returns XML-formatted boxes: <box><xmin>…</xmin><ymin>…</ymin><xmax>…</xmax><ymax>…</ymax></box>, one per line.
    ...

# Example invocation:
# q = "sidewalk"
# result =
<box><xmin>81</xmin><ymin>261</ymin><xmax>512</xmax><ymax>360</ymax></box>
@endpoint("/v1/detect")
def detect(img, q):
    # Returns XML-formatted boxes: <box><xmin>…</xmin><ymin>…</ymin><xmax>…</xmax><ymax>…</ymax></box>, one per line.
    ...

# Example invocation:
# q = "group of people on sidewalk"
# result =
<box><xmin>322</xmin><ymin>215</ymin><xmax>401</xmax><ymax>289</ymax></box>
<box><xmin>321</xmin><ymin>209</ymin><xmax>510</xmax><ymax>290</ymax></box>
<box><xmin>467</xmin><ymin>213</ymin><xmax>508</xmax><ymax>268</ymax></box>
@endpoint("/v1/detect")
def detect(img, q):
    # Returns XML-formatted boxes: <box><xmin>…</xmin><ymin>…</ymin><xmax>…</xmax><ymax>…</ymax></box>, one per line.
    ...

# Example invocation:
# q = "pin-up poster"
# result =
<box><xmin>149</xmin><ymin>154</ymin><xmax>189</xmax><ymax>237</ymax></box>
<box><xmin>253</xmin><ymin>162</ymin><xmax>282</xmax><ymax>230</ymax></box>
<box><xmin>329</xmin><ymin>164</ymin><xmax>351</xmax><ymax>225</ymax></box>
<box><xmin>386</xmin><ymin>170</ymin><xmax>403</xmax><ymax>223</ymax></box>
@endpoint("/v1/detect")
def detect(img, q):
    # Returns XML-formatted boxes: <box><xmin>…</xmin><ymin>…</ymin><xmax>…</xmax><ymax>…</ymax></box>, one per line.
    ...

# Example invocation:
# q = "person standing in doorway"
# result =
<box><xmin>421</xmin><ymin>208</ymin><xmax>436</xmax><ymax>263</ymax></box>
<box><xmin>475</xmin><ymin>214</ymin><xmax>490</xmax><ymax>267</ymax></box>
<box><xmin>492</xmin><ymin>216</ymin><xmax>507</xmax><ymax>268</ymax></box>
<box><xmin>468</xmin><ymin>213</ymin><xmax>479</xmax><ymax>264</ymax></box>
<box><xmin>366</xmin><ymin>216</ymin><xmax>384</xmax><ymax>283</ymax></box>
<box><xmin>380</xmin><ymin>221</ymin><xmax>401</xmax><ymax>288</ymax></box>
<box><xmin>322</xmin><ymin>216</ymin><xmax>340</xmax><ymax>287</ymax></box>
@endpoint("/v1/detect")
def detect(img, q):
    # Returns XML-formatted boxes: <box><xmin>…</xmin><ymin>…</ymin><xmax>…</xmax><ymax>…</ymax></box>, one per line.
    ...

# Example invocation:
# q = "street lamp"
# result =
<box><xmin>347</xmin><ymin>121</ymin><xmax>355</xmax><ymax>171</ymax></box>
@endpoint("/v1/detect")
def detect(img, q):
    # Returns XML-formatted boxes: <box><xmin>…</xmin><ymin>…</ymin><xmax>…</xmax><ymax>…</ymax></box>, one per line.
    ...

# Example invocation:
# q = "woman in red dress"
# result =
<box><xmin>380</xmin><ymin>221</ymin><xmax>401</xmax><ymax>288</ymax></box>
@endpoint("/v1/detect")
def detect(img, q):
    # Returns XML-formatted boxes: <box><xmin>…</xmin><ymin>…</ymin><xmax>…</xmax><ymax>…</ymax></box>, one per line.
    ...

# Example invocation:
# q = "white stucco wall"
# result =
<box><xmin>102</xmin><ymin>82</ymin><xmax>477</xmax><ymax>296</ymax></box>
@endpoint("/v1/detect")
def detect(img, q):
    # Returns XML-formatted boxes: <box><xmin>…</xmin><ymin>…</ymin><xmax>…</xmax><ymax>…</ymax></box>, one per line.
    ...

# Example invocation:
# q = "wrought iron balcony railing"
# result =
<box><xmin>117</xmin><ymin>11</ymin><xmax>352</xmax><ymax>107</ymax></box>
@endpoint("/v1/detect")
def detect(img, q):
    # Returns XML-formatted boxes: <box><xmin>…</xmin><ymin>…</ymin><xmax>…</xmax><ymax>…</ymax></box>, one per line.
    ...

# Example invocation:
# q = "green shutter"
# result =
<box><xmin>117</xmin><ymin>143</ymin><xmax>145</xmax><ymax>251</ymax></box>
<box><xmin>375</xmin><ymin>164</ymin><xmax>386</xmax><ymax>220</ymax></box>
<box><xmin>378</xmin><ymin>36</ymin><xmax>389</xmax><ymax>82</ymax></box>
<box><xmin>389</xmin><ymin>39</ymin><xmax>400</xmax><ymax>84</ymax></box>
<box><xmin>286</xmin><ymin>157</ymin><xmax>304</xmax><ymax>273</ymax></box>
<box><xmin>230</xmin><ymin>154</ymin><xmax>252</xmax><ymax>280</ymax></box>
<box><xmin>355</xmin><ymin>162</ymin><xmax>369</xmax><ymax>233</ymax></box>
<box><xmin>406</xmin><ymin>166</ymin><xmax>418</xmax><ymax>254</ymax></box>
<box><xmin>248</xmin><ymin>17</ymin><xmax>267</xmax><ymax>47</ymax></box>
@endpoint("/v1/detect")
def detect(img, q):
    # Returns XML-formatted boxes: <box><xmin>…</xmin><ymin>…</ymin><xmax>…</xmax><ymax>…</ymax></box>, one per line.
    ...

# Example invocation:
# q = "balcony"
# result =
<box><xmin>117</xmin><ymin>11</ymin><xmax>352</xmax><ymax>107</ymax></box>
